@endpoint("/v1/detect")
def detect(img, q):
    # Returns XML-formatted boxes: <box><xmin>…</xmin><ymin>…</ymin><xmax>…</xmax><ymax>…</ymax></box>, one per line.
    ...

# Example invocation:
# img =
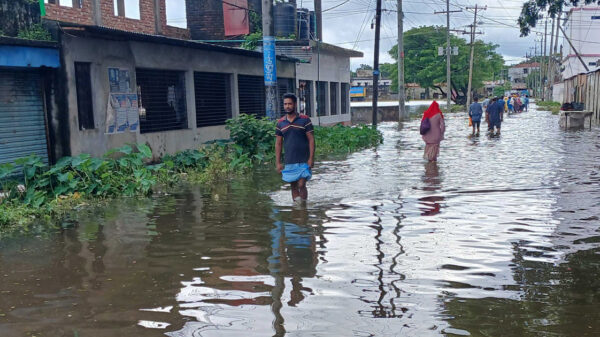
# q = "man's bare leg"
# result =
<box><xmin>290</xmin><ymin>181</ymin><xmax>300</xmax><ymax>201</ymax></box>
<box><xmin>297</xmin><ymin>178</ymin><xmax>308</xmax><ymax>200</ymax></box>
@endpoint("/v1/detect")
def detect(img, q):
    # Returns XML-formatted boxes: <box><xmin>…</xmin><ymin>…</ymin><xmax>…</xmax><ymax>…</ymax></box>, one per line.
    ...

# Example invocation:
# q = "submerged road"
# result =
<box><xmin>1</xmin><ymin>104</ymin><xmax>599</xmax><ymax>337</ymax></box>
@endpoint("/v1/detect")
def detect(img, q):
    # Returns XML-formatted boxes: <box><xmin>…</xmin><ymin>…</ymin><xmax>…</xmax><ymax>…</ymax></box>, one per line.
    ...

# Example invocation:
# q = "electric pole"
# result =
<box><xmin>372</xmin><ymin>0</ymin><xmax>382</xmax><ymax>126</ymax></box>
<box><xmin>547</xmin><ymin>17</ymin><xmax>555</xmax><ymax>101</ymax></box>
<box><xmin>397</xmin><ymin>0</ymin><xmax>406</xmax><ymax>121</ymax></box>
<box><xmin>542</xmin><ymin>18</ymin><xmax>547</xmax><ymax>101</ymax></box>
<box><xmin>434</xmin><ymin>2</ymin><xmax>461</xmax><ymax>113</ymax></box>
<box><xmin>315</xmin><ymin>0</ymin><xmax>323</xmax><ymax>41</ymax></box>
<box><xmin>262</xmin><ymin>0</ymin><xmax>277</xmax><ymax>120</ymax></box>
<box><xmin>465</xmin><ymin>5</ymin><xmax>485</xmax><ymax>109</ymax></box>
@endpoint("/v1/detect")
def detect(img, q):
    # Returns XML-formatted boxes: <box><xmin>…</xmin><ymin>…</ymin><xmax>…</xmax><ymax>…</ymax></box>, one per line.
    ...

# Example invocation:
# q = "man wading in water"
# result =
<box><xmin>275</xmin><ymin>93</ymin><xmax>315</xmax><ymax>203</ymax></box>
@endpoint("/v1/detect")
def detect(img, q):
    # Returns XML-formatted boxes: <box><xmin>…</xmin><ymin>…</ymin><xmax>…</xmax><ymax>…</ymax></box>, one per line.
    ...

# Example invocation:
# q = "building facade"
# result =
<box><xmin>508</xmin><ymin>62</ymin><xmax>539</xmax><ymax>88</ymax></box>
<box><xmin>561</xmin><ymin>6</ymin><xmax>600</xmax><ymax>79</ymax></box>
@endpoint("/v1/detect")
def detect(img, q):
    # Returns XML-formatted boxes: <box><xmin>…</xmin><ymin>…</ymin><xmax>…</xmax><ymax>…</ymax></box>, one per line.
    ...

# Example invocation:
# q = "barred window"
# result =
<box><xmin>137</xmin><ymin>68</ymin><xmax>187</xmax><ymax>133</ymax></box>
<box><xmin>194</xmin><ymin>72</ymin><xmax>231</xmax><ymax>127</ymax></box>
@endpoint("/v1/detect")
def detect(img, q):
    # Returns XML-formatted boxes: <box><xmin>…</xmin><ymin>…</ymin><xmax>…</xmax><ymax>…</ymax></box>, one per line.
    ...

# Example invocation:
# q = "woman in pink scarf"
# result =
<box><xmin>421</xmin><ymin>101</ymin><xmax>445</xmax><ymax>162</ymax></box>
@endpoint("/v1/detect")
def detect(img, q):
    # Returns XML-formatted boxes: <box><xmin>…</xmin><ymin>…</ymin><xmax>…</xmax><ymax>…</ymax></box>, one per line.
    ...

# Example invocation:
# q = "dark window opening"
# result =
<box><xmin>238</xmin><ymin>75</ymin><xmax>265</xmax><ymax>117</ymax></box>
<box><xmin>341</xmin><ymin>83</ymin><xmax>349</xmax><ymax>114</ymax></box>
<box><xmin>592</xmin><ymin>15</ymin><xmax>600</xmax><ymax>20</ymax></box>
<box><xmin>278</xmin><ymin>77</ymin><xmax>295</xmax><ymax>116</ymax></box>
<box><xmin>523</xmin><ymin>68</ymin><xmax>528</xmax><ymax>74</ymax></box>
<box><xmin>298</xmin><ymin>80</ymin><xmax>312</xmax><ymax>116</ymax></box>
<box><xmin>316</xmin><ymin>81</ymin><xmax>327</xmax><ymax>116</ymax></box>
<box><xmin>75</xmin><ymin>62</ymin><xmax>94</xmax><ymax>130</ymax></box>
<box><xmin>330</xmin><ymin>82</ymin><xmax>338</xmax><ymax>115</ymax></box>
<box><xmin>136</xmin><ymin>68</ymin><xmax>187</xmax><ymax>133</ymax></box>
<box><xmin>194</xmin><ymin>72</ymin><xmax>231</xmax><ymax>127</ymax></box>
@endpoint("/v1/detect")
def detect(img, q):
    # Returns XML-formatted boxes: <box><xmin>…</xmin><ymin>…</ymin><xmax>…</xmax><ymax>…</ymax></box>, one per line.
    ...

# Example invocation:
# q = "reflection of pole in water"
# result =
<box><xmin>372</xmin><ymin>211</ymin><xmax>388</xmax><ymax>318</ymax></box>
<box><xmin>269</xmin><ymin>209</ymin><xmax>287</xmax><ymax>337</ymax></box>
<box><xmin>390</xmin><ymin>200</ymin><xmax>406</xmax><ymax>312</ymax></box>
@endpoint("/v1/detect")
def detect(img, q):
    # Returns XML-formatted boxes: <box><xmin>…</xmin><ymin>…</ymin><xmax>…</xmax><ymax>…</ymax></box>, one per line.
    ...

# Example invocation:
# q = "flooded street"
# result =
<box><xmin>1</xmin><ymin>104</ymin><xmax>599</xmax><ymax>336</ymax></box>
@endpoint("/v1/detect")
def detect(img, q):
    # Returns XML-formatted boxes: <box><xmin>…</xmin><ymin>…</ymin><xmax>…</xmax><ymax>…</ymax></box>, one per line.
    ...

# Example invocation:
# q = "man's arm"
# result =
<box><xmin>307</xmin><ymin>131</ymin><xmax>315</xmax><ymax>168</ymax></box>
<box><xmin>275</xmin><ymin>135</ymin><xmax>284</xmax><ymax>172</ymax></box>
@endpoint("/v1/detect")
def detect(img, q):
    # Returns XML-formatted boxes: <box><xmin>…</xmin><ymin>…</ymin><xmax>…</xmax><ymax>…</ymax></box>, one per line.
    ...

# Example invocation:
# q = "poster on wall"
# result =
<box><xmin>108</xmin><ymin>68</ymin><xmax>131</xmax><ymax>93</ymax></box>
<box><xmin>105</xmin><ymin>93</ymin><xmax>140</xmax><ymax>134</ymax></box>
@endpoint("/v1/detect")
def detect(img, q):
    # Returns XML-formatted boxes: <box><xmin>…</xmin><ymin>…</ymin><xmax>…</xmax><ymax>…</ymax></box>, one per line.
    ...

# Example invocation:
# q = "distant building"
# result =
<box><xmin>560</xmin><ymin>6</ymin><xmax>600</xmax><ymax>79</ymax></box>
<box><xmin>350</xmin><ymin>72</ymin><xmax>393</xmax><ymax>100</ymax></box>
<box><xmin>508</xmin><ymin>62</ymin><xmax>539</xmax><ymax>88</ymax></box>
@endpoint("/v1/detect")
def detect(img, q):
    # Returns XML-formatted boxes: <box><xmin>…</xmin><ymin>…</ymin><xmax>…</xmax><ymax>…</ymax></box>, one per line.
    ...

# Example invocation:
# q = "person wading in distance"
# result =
<box><xmin>275</xmin><ymin>93</ymin><xmax>315</xmax><ymax>203</ymax></box>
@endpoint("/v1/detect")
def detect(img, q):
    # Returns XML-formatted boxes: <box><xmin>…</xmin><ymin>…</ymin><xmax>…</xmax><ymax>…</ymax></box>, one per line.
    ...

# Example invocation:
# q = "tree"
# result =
<box><xmin>494</xmin><ymin>82</ymin><xmax>511</xmax><ymax>97</ymax></box>
<box><xmin>518</xmin><ymin>0</ymin><xmax>600</xmax><ymax>36</ymax></box>
<box><xmin>386</xmin><ymin>26</ymin><xmax>504</xmax><ymax>102</ymax></box>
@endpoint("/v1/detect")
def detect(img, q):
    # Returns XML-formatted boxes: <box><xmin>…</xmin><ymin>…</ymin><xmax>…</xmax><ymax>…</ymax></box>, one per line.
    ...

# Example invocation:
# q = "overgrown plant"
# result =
<box><xmin>17</xmin><ymin>23</ymin><xmax>52</xmax><ymax>41</ymax></box>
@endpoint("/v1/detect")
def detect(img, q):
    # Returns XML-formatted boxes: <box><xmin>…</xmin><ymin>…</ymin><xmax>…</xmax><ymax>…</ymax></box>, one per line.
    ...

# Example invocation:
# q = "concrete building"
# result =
<box><xmin>508</xmin><ymin>62</ymin><xmax>539</xmax><ymax>88</ymax></box>
<box><xmin>560</xmin><ymin>6</ymin><xmax>600</xmax><ymax>79</ymax></box>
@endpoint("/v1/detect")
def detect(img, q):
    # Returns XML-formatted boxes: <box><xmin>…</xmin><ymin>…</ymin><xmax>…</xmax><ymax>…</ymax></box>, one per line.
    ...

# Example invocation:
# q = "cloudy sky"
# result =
<box><xmin>165</xmin><ymin>0</ymin><xmax>551</xmax><ymax>69</ymax></box>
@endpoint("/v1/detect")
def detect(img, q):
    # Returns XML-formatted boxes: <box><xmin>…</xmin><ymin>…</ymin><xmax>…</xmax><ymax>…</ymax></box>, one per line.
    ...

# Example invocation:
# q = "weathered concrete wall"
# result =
<box><xmin>60</xmin><ymin>35</ymin><xmax>296</xmax><ymax>159</ymax></box>
<box><xmin>0</xmin><ymin>0</ymin><xmax>40</xmax><ymax>37</ymax></box>
<box><xmin>351</xmin><ymin>106</ymin><xmax>398</xmax><ymax>124</ymax></box>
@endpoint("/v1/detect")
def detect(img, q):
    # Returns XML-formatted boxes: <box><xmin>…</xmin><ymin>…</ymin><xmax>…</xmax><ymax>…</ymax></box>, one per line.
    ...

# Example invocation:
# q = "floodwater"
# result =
<box><xmin>1</xmin><ymin>104</ymin><xmax>599</xmax><ymax>337</ymax></box>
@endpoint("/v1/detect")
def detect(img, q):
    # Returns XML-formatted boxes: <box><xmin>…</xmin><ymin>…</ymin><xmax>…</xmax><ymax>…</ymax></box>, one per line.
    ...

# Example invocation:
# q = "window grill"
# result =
<box><xmin>194</xmin><ymin>72</ymin><xmax>231</xmax><ymax>127</ymax></box>
<box><xmin>330</xmin><ymin>82</ymin><xmax>338</xmax><ymax>115</ymax></box>
<box><xmin>341</xmin><ymin>83</ymin><xmax>349</xmax><ymax>114</ymax></box>
<box><xmin>298</xmin><ymin>80</ymin><xmax>312</xmax><ymax>116</ymax></box>
<box><xmin>238</xmin><ymin>75</ymin><xmax>265</xmax><ymax>117</ymax></box>
<box><xmin>316</xmin><ymin>81</ymin><xmax>327</xmax><ymax>116</ymax></box>
<box><xmin>136</xmin><ymin>68</ymin><xmax>187</xmax><ymax>133</ymax></box>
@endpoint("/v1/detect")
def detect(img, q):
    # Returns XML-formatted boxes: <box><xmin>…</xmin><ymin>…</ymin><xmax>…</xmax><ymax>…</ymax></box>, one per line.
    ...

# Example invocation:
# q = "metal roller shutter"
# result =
<box><xmin>238</xmin><ymin>75</ymin><xmax>265</xmax><ymax>117</ymax></box>
<box><xmin>277</xmin><ymin>77</ymin><xmax>295</xmax><ymax>116</ymax></box>
<box><xmin>137</xmin><ymin>68</ymin><xmax>188</xmax><ymax>133</ymax></box>
<box><xmin>0</xmin><ymin>69</ymin><xmax>49</xmax><ymax>167</ymax></box>
<box><xmin>194</xmin><ymin>72</ymin><xmax>231</xmax><ymax>127</ymax></box>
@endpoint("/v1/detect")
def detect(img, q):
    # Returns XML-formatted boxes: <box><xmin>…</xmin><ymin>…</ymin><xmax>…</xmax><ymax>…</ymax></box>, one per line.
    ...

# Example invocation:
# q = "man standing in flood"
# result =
<box><xmin>488</xmin><ymin>96</ymin><xmax>504</xmax><ymax>135</ymax></box>
<box><xmin>275</xmin><ymin>93</ymin><xmax>315</xmax><ymax>203</ymax></box>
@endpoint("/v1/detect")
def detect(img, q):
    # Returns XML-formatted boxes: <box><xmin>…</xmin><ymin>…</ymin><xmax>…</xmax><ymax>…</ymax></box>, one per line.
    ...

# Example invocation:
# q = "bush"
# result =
<box><xmin>17</xmin><ymin>23</ymin><xmax>52</xmax><ymax>41</ymax></box>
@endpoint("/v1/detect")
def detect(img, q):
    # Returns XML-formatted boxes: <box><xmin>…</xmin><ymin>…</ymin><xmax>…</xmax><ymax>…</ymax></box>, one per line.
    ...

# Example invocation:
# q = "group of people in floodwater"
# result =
<box><xmin>418</xmin><ymin>94</ymin><xmax>530</xmax><ymax>162</ymax></box>
<box><xmin>275</xmin><ymin>92</ymin><xmax>530</xmax><ymax>203</ymax></box>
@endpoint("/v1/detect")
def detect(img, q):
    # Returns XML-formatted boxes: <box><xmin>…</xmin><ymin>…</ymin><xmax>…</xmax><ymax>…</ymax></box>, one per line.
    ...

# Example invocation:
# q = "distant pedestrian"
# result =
<box><xmin>488</xmin><ymin>96</ymin><xmax>504</xmax><ymax>135</ymax></box>
<box><xmin>482</xmin><ymin>96</ymin><xmax>491</xmax><ymax>112</ymax></box>
<box><xmin>469</xmin><ymin>97</ymin><xmax>483</xmax><ymax>135</ymax></box>
<box><xmin>421</xmin><ymin>101</ymin><xmax>445</xmax><ymax>161</ymax></box>
<box><xmin>275</xmin><ymin>93</ymin><xmax>315</xmax><ymax>203</ymax></box>
<box><xmin>523</xmin><ymin>95</ymin><xmax>529</xmax><ymax>112</ymax></box>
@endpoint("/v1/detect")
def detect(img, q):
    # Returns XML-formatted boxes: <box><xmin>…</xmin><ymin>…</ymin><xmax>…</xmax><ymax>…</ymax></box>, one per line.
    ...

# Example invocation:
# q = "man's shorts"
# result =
<box><xmin>282</xmin><ymin>163</ymin><xmax>312</xmax><ymax>183</ymax></box>
<box><xmin>489</xmin><ymin>121</ymin><xmax>501</xmax><ymax>129</ymax></box>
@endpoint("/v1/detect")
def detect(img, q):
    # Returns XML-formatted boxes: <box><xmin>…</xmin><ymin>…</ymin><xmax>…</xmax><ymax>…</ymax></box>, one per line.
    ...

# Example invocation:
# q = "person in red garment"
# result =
<box><xmin>421</xmin><ymin>101</ymin><xmax>446</xmax><ymax>162</ymax></box>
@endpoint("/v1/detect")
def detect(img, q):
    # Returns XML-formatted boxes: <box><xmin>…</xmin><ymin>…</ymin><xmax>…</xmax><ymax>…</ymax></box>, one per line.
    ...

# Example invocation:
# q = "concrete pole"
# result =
<box><xmin>262</xmin><ymin>0</ymin><xmax>278</xmax><ymax>120</ymax></box>
<box><xmin>446</xmin><ymin>0</ymin><xmax>451</xmax><ymax>113</ymax></box>
<box><xmin>315</xmin><ymin>0</ymin><xmax>322</xmax><ymax>41</ymax></box>
<box><xmin>372</xmin><ymin>0</ymin><xmax>382</xmax><ymax>126</ymax></box>
<box><xmin>397</xmin><ymin>0</ymin><xmax>406</xmax><ymax>121</ymax></box>
<box><xmin>542</xmin><ymin>19</ymin><xmax>548</xmax><ymax>101</ymax></box>
<box><xmin>465</xmin><ymin>5</ymin><xmax>478</xmax><ymax>109</ymax></box>
<box><xmin>548</xmin><ymin>17</ymin><xmax>555</xmax><ymax>101</ymax></box>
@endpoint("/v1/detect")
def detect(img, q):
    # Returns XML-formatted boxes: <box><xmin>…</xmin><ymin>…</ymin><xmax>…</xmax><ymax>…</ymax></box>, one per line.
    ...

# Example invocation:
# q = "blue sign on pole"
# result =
<box><xmin>263</xmin><ymin>36</ymin><xmax>277</xmax><ymax>86</ymax></box>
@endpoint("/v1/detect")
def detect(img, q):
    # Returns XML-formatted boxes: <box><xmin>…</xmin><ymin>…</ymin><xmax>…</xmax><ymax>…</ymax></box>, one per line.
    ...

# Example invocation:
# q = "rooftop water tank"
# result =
<box><xmin>297</xmin><ymin>8</ymin><xmax>310</xmax><ymax>40</ymax></box>
<box><xmin>274</xmin><ymin>3</ymin><xmax>296</xmax><ymax>37</ymax></box>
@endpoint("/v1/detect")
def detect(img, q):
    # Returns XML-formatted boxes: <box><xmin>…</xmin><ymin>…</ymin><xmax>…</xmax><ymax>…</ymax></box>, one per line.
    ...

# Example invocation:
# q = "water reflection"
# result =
<box><xmin>419</xmin><ymin>162</ymin><xmax>444</xmax><ymax>216</ymax></box>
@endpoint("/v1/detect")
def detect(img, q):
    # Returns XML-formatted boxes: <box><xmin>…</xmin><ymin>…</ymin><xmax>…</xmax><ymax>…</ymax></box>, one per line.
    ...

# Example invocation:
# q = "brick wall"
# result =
<box><xmin>43</xmin><ymin>0</ymin><xmax>190</xmax><ymax>39</ymax></box>
<box><xmin>44</xmin><ymin>1</ymin><xmax>94</xmax><ymax>26</ymax></box>
<box><xmin>186</xmin><ymin>0</ymin><xmax>224</xmax><ymax>40</ymax></box>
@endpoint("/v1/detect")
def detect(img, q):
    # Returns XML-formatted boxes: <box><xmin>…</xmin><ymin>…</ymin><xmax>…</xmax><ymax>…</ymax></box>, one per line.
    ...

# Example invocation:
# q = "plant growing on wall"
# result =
<box><xmin>17</xmin><ymin>23</ymin><xmax>52</xmax><ymax>41</ymax></box>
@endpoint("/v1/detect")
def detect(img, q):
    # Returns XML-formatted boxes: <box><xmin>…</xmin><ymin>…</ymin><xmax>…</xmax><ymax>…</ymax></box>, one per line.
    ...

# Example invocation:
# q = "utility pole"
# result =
<box><xmin>371</xmin><ymin>0</ymin><xmax>382</xmax><ymax>126</ymax></box>
<box><xmin>397</xmin><ymin>0</ymin><xmax>406</xmax><ymax>121</ymax></box>
<box><xmin>542</xmin><ymin>18</ymin><xmax>548</xmax><ymax>101</ymax></box>
<box><xmin>558</xmin><ymin>23</ymin><xmax>589</xmax><ymax>72</ymax></box>
<box><xmin>262</xmin><ymin>0</ymin><xmax>277</xmax><ymax>120</ymax></box>
<box><xmin>539</xmin><ymin>35</ymin><xmax>543</xmax><ymax>99</ymax></box>
<box><xmin>465</xmin><ymin>5</ymin><xmax>485</xmax><ymax>109</ymax></box>
<box><xmin>547</xmin><ymin>17</ymin><xmax>555</xmax><ymax>101</ymax></box>
<box><xmin>315</xmin><ymin>0</ymin><xmax>323</xmax><ymax>41</ymax></box>
<box><xmin>434</xmin><ymin>3</ymin><xmax>461</xmax><ymax>113</ymax></box>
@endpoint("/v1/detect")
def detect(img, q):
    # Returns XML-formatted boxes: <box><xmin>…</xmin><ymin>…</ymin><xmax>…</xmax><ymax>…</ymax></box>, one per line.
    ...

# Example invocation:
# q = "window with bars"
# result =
<box><xmin>136</xmin><ymin>68</ymin><xmax>187</xmax><ymax>133</ymax></box>
<box><xmin>75</xmin><ymin>62</ymin><xmax>94</xmax><ymax>130</ymax></box>
<box><xmin>329</xmin><ymin>82</ymin><xmax>338</xmax><ymax>115</ymax></box>
<box><xmin>194</xmin><ymin>72</ymin><xmax>231</xmax><ymax>127</ymax></box>
<box><xmin>298</xmin><ymin>80</ymin><xmax>312</xmax><ymax>116</ymax></box>
<box><xmin>278</xmin><ymin>78</ymin><xmax>296</xmax><ymax>116</ymax></box>
<box><xmin>238</xmin><ymin>75</ymin><xmax>265</xmax><ymax>117</ymax></box>
<box><xmin>316</xmin><ymin>81</ymin><xmax>327</xmax><ymax>117</ymax></box>
<box><xmin>341</xmin><ymin>83</ymin><xmax>349</xmax><ymax>114</ymax></box>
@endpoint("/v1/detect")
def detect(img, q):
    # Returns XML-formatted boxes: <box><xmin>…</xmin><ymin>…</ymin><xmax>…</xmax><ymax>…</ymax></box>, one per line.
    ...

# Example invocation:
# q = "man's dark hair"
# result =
<box><xmin>473</xmin><ymin>96</ymin><xmax>479</xmax><ymax>102</ymax></box>
<box><xmin>283</xmin><ymin>93</ymin><xmax>297</xmax><ymax>104</ymax></box>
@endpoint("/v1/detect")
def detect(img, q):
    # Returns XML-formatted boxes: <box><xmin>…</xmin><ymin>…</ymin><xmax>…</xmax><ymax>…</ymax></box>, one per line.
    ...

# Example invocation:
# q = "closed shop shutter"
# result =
<box><xmin>0</xmin><ymin>69</ymin><xmax>49</xmax><ymax>167</ymax></box>
<box><xmin>238</xmin><ymin>75</ymin><xmax>265</xmax><ymax>117</ymax></box>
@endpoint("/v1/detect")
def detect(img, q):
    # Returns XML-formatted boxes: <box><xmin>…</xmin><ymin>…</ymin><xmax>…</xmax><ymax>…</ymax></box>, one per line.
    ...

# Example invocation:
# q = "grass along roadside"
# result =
<box><xmin>0</xmin><ymin>115</ymin><xmax>383</xmax><ymax>235</ymax></box>
<box><xmin>535</xmin><ymin>101</ymin><xmax>561</xmax><ymax>115</ymax></box>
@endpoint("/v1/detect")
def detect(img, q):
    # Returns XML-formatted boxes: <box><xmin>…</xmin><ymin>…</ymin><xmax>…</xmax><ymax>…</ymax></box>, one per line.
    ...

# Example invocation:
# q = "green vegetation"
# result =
<box><xmin>518</xmin><ymin>0</ymin><xmax>599</xmax><ymax>36</ymax></box>
<box><xmin>17</xmin><ymin>23</ymin><xmax>52</xmax><ymax>41</ymax></box>
<box><xmin>0</xmin><ymin>116</ymin><xmax>382</xmax><ymax>234</ymax></box>
<box><xmin>386</xmin><ymin>26</ymin><xmax>504</xmax><ymax>101</ymax></box>
<box><xmin>536</xmin><ymin>101</ymin><xmax>561</xmax><ymax>115</ymax></box>
<box><xmin>494</xmin><ymin>82</ymin><xmax>512</xmax><ymax>97</ymax></box>
<box><xmin>451</xmin><ymin>104</ymin><xmax>466</xmax><ymax>113</ymax></box>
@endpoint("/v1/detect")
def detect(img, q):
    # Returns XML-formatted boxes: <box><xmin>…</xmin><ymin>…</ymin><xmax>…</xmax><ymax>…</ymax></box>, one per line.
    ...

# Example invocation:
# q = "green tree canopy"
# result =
<box><xmin>386</xmin><ymin>26</ymin><xmax>504</xmax><ymax>102</ymax></box>
<box><xmin>518</xmin><ymin>0</ymin><xmax>600</xmax><ymax>36</ymax></box>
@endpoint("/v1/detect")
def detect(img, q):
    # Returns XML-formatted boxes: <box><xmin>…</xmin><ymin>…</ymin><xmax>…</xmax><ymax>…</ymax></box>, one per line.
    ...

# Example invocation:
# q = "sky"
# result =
<box><xmin>164</xmin><ymin>0</ymin><xmax>552</xmax><ymax>69</ymax></box>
